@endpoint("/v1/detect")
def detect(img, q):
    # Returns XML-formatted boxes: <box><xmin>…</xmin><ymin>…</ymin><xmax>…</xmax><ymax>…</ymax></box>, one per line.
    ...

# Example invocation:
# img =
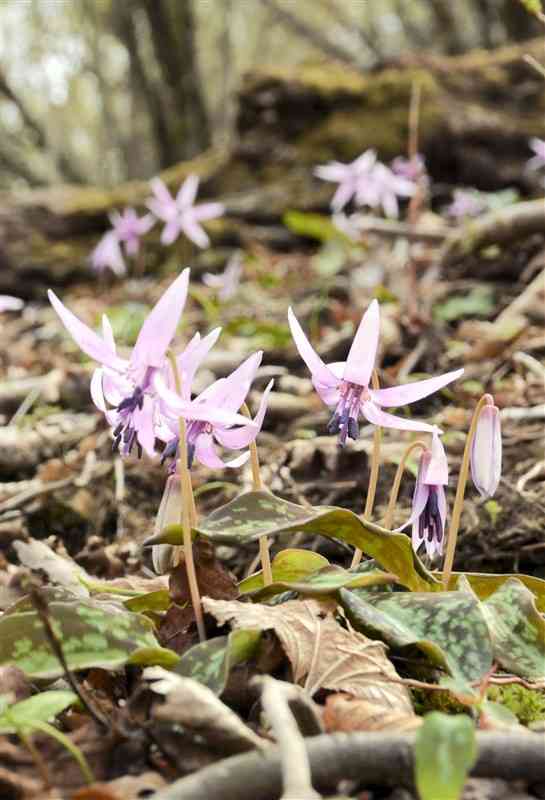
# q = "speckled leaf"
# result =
<box><xmin>415</xmin><ymin>712</ymin><xmax>476</xmax><ymax>800</ymax></box>
<box><xmin>175</xmin><ymin>629</ymin><xmax>262</xmax><ymax>695</ymax></box>
<box><xmin>145</xmin><ymin>491</ymin><xmax>438</xmax><ymax>592</ymax></box>
<box><xmin>440</xmin><ymin>572</ymin><xmax>545</xmax><ymax>614</ymax></box>
<box><xmin>0</xmin><ymin>691</ymin><xmax>78</xmax><ymax>734</ymax></box>
<box><xmin>239</xmin><ymin>549</ymin><xmax>329</xmax><ymax>595</ymax></box>
<box><xmin>251</xmin><ymin>565</ymin><xmax>398</xmax><ymax>602</ymax></box>
<box><xmin>481</xmin><ymin>578</ymin><xmax>545</xmax><ymax>679</ymax></box>
<box><xmin>339</xmin><ymin>588</ymin><xmax>493</xmax><ymax>682</ymax></box>
<box><xmin>0</xmin><ymin>587</ymin><xmax>177</xmax><ymax>679</ymax></box>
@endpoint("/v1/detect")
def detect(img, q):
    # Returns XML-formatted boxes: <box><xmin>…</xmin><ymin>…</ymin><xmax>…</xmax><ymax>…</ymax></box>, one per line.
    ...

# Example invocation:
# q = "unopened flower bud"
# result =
<box><xmin>152</xmin><ymin>471</ymin><xmax>182</xmax><ymax>574</ymax></box>
<box><xmin>471</xmin><ymin>397</ymin><xmax>501</xmax><ymax>498</ymax></box>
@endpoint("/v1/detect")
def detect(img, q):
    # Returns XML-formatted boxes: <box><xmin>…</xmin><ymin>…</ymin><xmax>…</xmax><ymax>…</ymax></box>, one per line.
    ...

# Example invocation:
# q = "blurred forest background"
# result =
<box><xmin>0</xmin><ymin>0</ymin><xmax>543</xmax><ymax>190</ymax></box>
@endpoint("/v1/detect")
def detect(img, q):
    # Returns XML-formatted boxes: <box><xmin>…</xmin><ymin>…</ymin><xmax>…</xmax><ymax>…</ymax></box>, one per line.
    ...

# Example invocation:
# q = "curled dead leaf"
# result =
<box><xmin>323</xmin><ymin>692</ymin><xmax>421</xmax><ymax>733</ymax></box>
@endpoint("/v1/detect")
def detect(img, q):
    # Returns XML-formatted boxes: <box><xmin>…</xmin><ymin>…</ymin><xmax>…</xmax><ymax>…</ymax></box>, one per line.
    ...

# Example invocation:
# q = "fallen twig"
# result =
<box><xmin>441</xmin><ymin>199</ymin><xmax>545</xmax><ymax>267</ymax></box>
<box><xmin>152</xmin><ymin>731</ymin><xmax>545</xmax><ymax>800</ymax></box>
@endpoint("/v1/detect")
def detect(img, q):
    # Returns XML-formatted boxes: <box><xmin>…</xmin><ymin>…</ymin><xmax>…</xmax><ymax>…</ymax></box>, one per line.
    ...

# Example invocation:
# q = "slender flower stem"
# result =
<box><xmin>241</xmin><ymin>401</ymin><xmax>273</xmax><ymax>586</ymax></box>
<box><xmin>442</xmin><ymin>394</ymin><xmax>491</xmax><ymax>590</ymax></box>
<box><xmin>168</xmin><ymin>352</ymin><xmax>206</xmax><ymax>641</ymax></box>
<box><xmin>383</xmin><ymin>440</ymin><xmax>427</xmax><ymax>530</ymax></box>
<box><xmin>351</xmin><ymin>370</ymin><xmax>382</xmax><ymax>568</ymax></box>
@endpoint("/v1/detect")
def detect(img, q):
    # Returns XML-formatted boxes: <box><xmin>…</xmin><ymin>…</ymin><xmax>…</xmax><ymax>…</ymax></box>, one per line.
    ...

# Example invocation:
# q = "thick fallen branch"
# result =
<box><xmin>153</xmin><ymin>731</ymin><xmax>545</xmax><ymax>800</ymax></box>
<box><xmin>441</xmin><ymin>199</ymin><xmax>545</xmax><ymax>267</ymax></box>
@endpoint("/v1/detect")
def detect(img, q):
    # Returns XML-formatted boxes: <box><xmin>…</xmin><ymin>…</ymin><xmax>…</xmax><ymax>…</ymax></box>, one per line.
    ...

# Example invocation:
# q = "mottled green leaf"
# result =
<box><xmin>481</xmin><ymin>578</ymin><xmax>545</xmax><ymax>679</ymax></box>
<box><xmin>251</xmin><ymin>565</ymin><xmax>398</xmax><ymax>601</ymax></box>
<box><xmin>239</xmin><ymin>549</ymin><xmax>330</xmax><ymax>595</ymax></box>
<box><xmin>440</xmin><ymin>571</ymin><xmax>545</xmax><ymax>613</ymax></box>
<box><xmin>0</xmin><ymin>691</ymin><xmax>78</xmax><ymax>734</ymax></box>
<box><xmin>124</xmin><ymin>590</ymin><xmax>171</xmax><ymax>613</ymax></box>
<box><xmin>175</xmin><ymin>629</ymin><xmax>262</xmax><ymax>695</ymax></box>
<box><xmin>0</xmin><ymin>588</ymin><xmax>175</xmax><ymax>679</ymax></box>
<box><xmin>340</xmin><ymin>588</ymin><xmax>493</xmax><ymax>682</ymax></box>
<box><xmin>415</xmin><ymin>712</ymin><xmax>476</xmax><ymax>800</ymax></box>
<box><xmin>145</xmin><ymin>491</ymin><xmax>438</xmax><ymax>592</ymax></box>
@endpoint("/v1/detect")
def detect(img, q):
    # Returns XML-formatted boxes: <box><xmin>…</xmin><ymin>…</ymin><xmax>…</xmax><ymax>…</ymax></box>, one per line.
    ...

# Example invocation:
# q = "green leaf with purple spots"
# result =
<box><xmin>339</xmin><ymin>587</ymin><xmax>494</xmax><ymax>682</ymax></box>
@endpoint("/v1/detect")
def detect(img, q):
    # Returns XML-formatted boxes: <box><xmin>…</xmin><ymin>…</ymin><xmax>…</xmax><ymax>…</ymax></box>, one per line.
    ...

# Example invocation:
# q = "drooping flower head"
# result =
<box><xmin>49</xmin><ymin>271</ymin><xmax>195</xmax><ymax>457</ymax></box>
<box><xmin>109</xmin><ymin>208</ymin><xmax>155</xmax><ymax>258</ymax></box>
<box><xmin>288</xmin><ymin>300</ymin><xmax>463</xmax><ymax>446</ymax></box>
<box><xmin>398</xmin><ymin>434</ymin><xmax>449</xmax><ymax>559</ymax></box>
<box><xmin>146</xmin><ymin>175</ymin><xmax>224</xmax><ymax>248</ymax></box>
<box><xmin>203</xmin><ymin>251</ymin><xmax>243</xmax><ymax>301</ymax></box>
<box><xmin>471</xmin><ymin>394</ymin><xmax>501</xmax><ymax>498</ymax></box>
<box><xmin>156</xmin><ymin>352</ymin><xmax>272</xmax><ymax>471</ymax></box>
<box><xmin>314</xmin><ymin>150</ymin><xmax>377</xmax><ymax>212</ymax></box>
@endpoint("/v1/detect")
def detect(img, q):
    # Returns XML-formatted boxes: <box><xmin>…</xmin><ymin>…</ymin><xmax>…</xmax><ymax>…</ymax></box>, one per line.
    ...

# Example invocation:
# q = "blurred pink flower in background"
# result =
<box><xmin>110</xmin><ymin>208</ymin><xmax>155</xmax><ymax>257</ymax></box>
<box><xmin>146</xmin><ymin>175</ymin><xmax>224</xmax><ymax>248</ymax></box>
<box><xmin>90</xmin><ymin>230</ymin><xmax>126</xmax><ymax>276</ymax></box>
<box><xmin>446</xmin><ymin>189</ymin><xmax>486</xmax><ymax>219</ymax></box>
<box><xmin>527</xmin><ymin>137</ymin><xmax>545</xmax><ymax>172</ymax></box>
<box><xmin>314</xmin><ymin>150</ymin><xmax>377</xmax><ymax>212</ymax></box>
<box><xmin>0</xmin><ymin>296</ymin><xmax>24</xmax><ymax>313</ymax></box>
<box><xmin>203</xmin><ymin>251</ymin><xmax>243</xmax><ymax>301</ymax></box>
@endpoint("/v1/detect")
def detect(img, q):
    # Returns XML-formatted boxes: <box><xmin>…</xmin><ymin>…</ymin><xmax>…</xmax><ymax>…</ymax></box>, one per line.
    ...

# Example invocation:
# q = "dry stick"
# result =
<box><xmin>259</xmin><ymin>677</ymin><xmax>321</xmax><ymax>800</ymax></box>
<box><xmin>442</xmin><ymin>394</ymin><xmax>490</xmax><ymax>589</ymax></box>
<box><xmin>21</xmin><ymin>732</ymin><xmax>52</xmax><ymax>788</ymax></box>
<box><xmin>28</xmin><ymin>582</ymin><xmax>110</xmax><ymax>729</ymax></box>
<box><xmin>241</xmin><ymin>401</ymin><xmax>273</xmax><ymax>586</ymax></box>
<box><xmin>168</xmin><ymin>353</ymin><xmax>206</xmax><ymax>642</ymax></box>
<box><xmin>351</xmin><ymin>371</ymin><xmax>381</xmax><ymax>568</ymax></box>
<box><xmin>383</xmin><ymin>440</ymin><xmax>428</xmax><ymax>530</ymax></box>
<box><xmin>152</xmin><ymin>731</ymin><xmax>545</xmax><ymax>800</ymax></box>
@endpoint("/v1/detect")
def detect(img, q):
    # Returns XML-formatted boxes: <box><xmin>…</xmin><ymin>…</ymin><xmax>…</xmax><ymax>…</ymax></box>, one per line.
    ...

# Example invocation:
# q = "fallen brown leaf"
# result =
<box><xmin>146</xmin><ymin>668</ymin><xmax>267</xmax><ymax>755</ymax></box>
<box><xmin>323</xmin><ymin>692</ymin><xmax>421</xmax><ymax>733</ymax></box>
<box><xmin>203</xmin><ymin>597</ymin><xmax>413</xmax><ymax>713</ymax></box>
<box><xmin>72</xmin><ymin>771</ymin><xmax>166</xmax><ymax>800</ymax></box>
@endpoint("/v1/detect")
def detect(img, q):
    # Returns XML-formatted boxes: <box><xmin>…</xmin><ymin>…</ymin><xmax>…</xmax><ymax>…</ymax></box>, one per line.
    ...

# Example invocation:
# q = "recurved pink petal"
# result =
<box><xmin>48</xmin><ymin>290</ymin><xmax>125</xmax><ymax>371</ymax></box>
<box><xmin>176</xmin><ymin>174</ymin><xmax>199</xmax><ymax>209</ymax></box>
<box><xmin>193</xmin><ymin>202</ymin><xmax>224</xmax><ymax>222</ymax></box>
<box><xmin>90</xmin><ymin>368</ymin><xmax>107</xmax><ymax>412</ymax></box>
<box><xmin>150</xmin><ymin>177</ymin><xmax>172</xmax><ymax>206</ymax></box>
<box><xmin>370</xmin><ymin>368</ymin><xmax>464</xmax><ymax>408</ymax></box>
<box><xmin>195</xmin><ymin>433</ymin><xmax>249</xmax><ymax>469</ymax></box>
<box><xmin>343</xmin><ymin>299</ymin><xmax>380</xmax><ymax>387</ymax></box>
<box><xmin>133</xmin><ymin>395</ymin><xmax>156</xmax><ymax>457</ymax></box>
<box><xmin>211</xmin><ymin>351</ymin><xmax>263</xmax><ymax>412</ymax></box>
<box><xmin>331</xmin><ymin>181</ymin><xmax>356</xmax><ymax>212</ymax></box>
<box><xmin>214</xmin><ymin>379</ymin><xmax>273</xmax><ymax>449</ymax></box>
<box><xmin>161</xmin><ymin>218</ymin><xmax>182</xmax><ymax>245</ymax></box>
<box><xmin>131</xmin><ymin>269</ymin><xmax>189</xmax><ymax>369</ymax></box>
<box><xmin>181</xmin><ymin>217</ymin><xmax>210</xmax><ymax>248</ymax></box>
<box><xmin>176</xmin><ymin>327</ymin><xmax>221</xmax><ymax>400</ymax></box>
<box><xmin>361</xmin><ymin>400</ymin><xmax>441</xmax><ymax>434</ymax></box>
<box><xmin>423</xmin><ymin>434</ymin><xmax>449</xmax><ymax>486</ymax></box>
<box><xmin>288</xmin><ymin>307</ymin><xmax>339</xmax><ymax>389</ymax></box>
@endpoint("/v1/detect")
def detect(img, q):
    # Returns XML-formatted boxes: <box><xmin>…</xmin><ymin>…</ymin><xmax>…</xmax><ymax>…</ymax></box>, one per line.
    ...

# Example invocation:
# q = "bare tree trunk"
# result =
<box><xmin>258</xmin><ymin>0</ymin><xmax>368</xmax><ymax>72</ymax></box>
<box><xmin>316</xmin><ymin>0</ymin><xmax>382</xmax><ymax>63</ymax></box>
<box><xmin>111</xmin><ymin>4</ymin><xmax>172</xmax><ymax>172</ymax></box>
<box><xmin>213</xmin><ymin>0</ymin><xmax>236</xmax><ymax>139</ymax></box>
<box><xmin>0</xmin><ymin>68</ymin><xmax>85</xmax><ymax>184</ymax></box>
<box><xmin>141</xmin><ymin>0</ymin><xmax>210</xmax><ymax>160</ymax></box>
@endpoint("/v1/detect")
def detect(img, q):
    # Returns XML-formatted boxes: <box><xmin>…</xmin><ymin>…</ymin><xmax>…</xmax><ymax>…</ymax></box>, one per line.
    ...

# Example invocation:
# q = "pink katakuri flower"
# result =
<box><xmin>146</xmin><ymin>175</ymin><xmax>224</xmax><ymax>248</ymax></box>
<box><xmin>398</xmin><ymin>434</ymin><xmax>449</xmax><ymax>559</ymax></box>
<box><xmin>527</xmin><ymin>137</ymin><xmax>545</xmax><ymax>172</ymax></box>
<box><xmin>48</xmin><ymin>270</ymin><xmax>199</xmax><ymax>457</ymax></box>
<box><xmin>157</xmin><ymin>351</ymin><xmax>272</xmax><ymax>470</ymax></box>
<box><xmin>203</xmin><ymin>251</ymin><xmax>243</xmax><ymax>301</ymax></box>
<box><xmin>315</xmin><ymin>150</ymin><xmax>377</xmax><ymax>212</ymax></box>
<box><xmin>0</xmin><ymin>296</ymin><xmax>24</xmax><ymax>312</ymax></box>
<box><xmin>446</xmin><ymin>189</ymin><xmax>486</xmax><ymax>220</ymax></box>
<box><xmin>109</xmin><ymin>207</ymin><xmax>155</xmax><ymax>258</ymax></box>
<box><xmin>391</xmin><ymin>154</ymin><xmax>426</xmax><ymax>182</ymax></box>
<box><xmin>288</xmin><ymin>299</ymin><xmax>463</xmax><ymax>445</ymax></box>
<box><xmin>90</xmin><ymin>230</ymin><xmax>126</xmax><ymax>276</ymax></box>
<box><xmin>355</xmin><ymin>162</ymin><xmax>415</xmax><ymax>219</ymax></box>
<box><xmin>471</xmin><ymin>395</ymin><xmax>501</xmax><ymax>498</ymax></box>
